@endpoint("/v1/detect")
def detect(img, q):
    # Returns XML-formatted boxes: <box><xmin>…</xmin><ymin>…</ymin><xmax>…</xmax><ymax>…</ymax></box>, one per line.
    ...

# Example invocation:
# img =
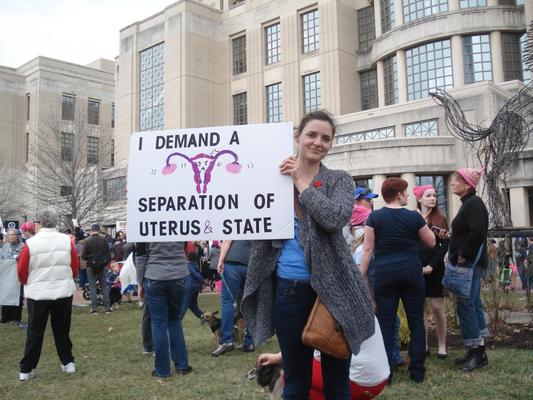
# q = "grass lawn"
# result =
<box><xmin>1</xmin><ymin>293</ymin><xmax>532</xmax><ymax>399</ymax></box>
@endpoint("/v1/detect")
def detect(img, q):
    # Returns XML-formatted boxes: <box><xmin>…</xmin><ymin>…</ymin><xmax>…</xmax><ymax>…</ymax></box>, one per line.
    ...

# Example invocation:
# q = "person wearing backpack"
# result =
<box><xmin>81</xmin><ymin>224</ymin><xmax>112</xmax><ymax>314</ymax></box>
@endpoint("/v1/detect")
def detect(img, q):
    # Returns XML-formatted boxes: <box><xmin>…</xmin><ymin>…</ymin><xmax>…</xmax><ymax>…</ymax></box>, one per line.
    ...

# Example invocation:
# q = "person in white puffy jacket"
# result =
<box><xmin>17</xmin><ymin>207</ymin><xmax>79</xmax><ymax>381</ymax></box>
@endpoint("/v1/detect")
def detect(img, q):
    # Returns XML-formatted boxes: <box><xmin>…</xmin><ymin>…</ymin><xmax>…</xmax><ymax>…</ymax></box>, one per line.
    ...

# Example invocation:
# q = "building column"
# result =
<box><xmin>448</xmin><ymin>0</ymin><xmax>460</xmax><ymax>11</ymax></box>
<box><xmin>526</xmin><ymin>0</ymin><xmax>533</xmax><ymax>25</ymax></box>
<box><xmin>446</xmin><ymin>175</ymin><xmax>461</xmax><ymax>221</ymax></box>
<box><xmin>377</xmin><ymin>60</ymin><xmax>385</xmax><ymax>108</ymax></box>
<box><xmin>490</xmin><ymin>31</ymin><xmax>504</xmax><ymax>84</ymax></box>
<box><xmin>396</xmin><ymin>50</ymin><xmax>408</xmax><ymax>103</ymax></box>
<box><xmin>401</xmin><ymin>172</ymin><xmax>417</xmax><ymax>210</ymax></box>
<box><xmin>394</xmin><ymin>0</ymin><xmax>404</xmax><ymax>28</ymax></box>
<box><xmin>509</xmin><ymin>187</ymin><xmax>530</xmax><ymax>227</ymax></box>
<box><xmin>374</xmin><ymin>0</ymin><xmax>382</xmax><ymax>38</ymax></box>
<box><xmin>451</xmin><ymin>35</ymin><xmax>465</xmax><ymax>87</ymax></box>
<box><xmin>372</xmin><ymin>174</ymin><xmax>387</xmax><ymax>210</ymax></box>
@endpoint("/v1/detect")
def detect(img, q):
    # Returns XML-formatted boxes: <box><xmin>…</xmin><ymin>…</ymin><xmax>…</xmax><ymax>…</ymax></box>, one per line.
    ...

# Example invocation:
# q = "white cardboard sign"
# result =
<box><xmin>126</xmin><ymin>123</ymin><xmax>294</xmax><ymax>242</ymax></box>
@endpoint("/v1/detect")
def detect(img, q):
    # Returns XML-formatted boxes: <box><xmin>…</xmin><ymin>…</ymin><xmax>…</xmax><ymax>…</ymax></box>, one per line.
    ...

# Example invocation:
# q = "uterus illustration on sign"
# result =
<box><xmin>161</xmin><ymin>149</ymin><xmax>244</xmax><ymax>194</ymax></box>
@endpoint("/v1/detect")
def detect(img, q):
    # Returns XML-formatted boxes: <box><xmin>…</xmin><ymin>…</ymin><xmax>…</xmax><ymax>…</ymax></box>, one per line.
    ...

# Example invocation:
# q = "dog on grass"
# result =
<box><xmin>201</xmin><ymin>310</ymin><xmax>246</xmax><ymax>345</ymax></box>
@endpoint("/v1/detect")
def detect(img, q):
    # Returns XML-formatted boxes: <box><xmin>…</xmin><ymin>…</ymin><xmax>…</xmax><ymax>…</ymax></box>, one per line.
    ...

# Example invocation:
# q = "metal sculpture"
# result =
<box><xmin>430</xmin><ymin>24</ymin><xmax>533</xmax><ymax>227</ymax></box>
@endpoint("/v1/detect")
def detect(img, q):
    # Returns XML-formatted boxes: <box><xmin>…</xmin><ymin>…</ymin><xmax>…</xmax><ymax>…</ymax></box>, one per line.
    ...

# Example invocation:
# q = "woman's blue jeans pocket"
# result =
<box><xmin>442</xmin><ymin>261</ymin><xmax>474</xmax><ymax>299</ymax></box>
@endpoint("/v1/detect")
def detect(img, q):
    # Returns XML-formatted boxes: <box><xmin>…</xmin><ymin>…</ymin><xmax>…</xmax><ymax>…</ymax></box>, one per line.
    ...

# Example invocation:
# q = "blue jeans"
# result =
<box><xmin>220</xmin><ymin>263</ymin><xmax>253</xmax><ymax>346</ymax></box>
<box><xmin>456</xmin><ymin>266</ymin><xmax>489</xmax><ymax>347</ymax></box>
<box><xmin>374</xmin><ymin>265</ymin><xmax>426</xmax><ymax>383</ymax></box>
<box><xmin>274</xmin><ymin>278</ymin><xmax>350</xmax><ymax>400</ymax></box>
<box><xmin>144</xmin><ymin>278</ymin><xmax>189</xmax><ymax>376</ymax></box>
<box><xmin>179</xmin><ymin>280</ymin><xmax>204</xmax><ymax>320</ymax></box>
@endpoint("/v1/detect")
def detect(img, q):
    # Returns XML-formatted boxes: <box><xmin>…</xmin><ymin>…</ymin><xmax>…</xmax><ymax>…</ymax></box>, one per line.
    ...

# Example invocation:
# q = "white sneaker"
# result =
<box><xmin>61</xmin><ymin>362</ymin><xmax>76</xmax><ymax>374</ymax></box>
<box><xmin>19</xmin><ymin>370</ymin><xmax>35</xmax><ymax>381</ymax></box>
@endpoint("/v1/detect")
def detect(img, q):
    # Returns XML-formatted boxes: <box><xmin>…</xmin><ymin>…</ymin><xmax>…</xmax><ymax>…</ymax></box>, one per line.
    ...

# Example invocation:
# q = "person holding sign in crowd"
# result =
<box><xmin>242</xmin><ymin>111</ymin><xmax>375</xmax><ymax>399</ymax></box>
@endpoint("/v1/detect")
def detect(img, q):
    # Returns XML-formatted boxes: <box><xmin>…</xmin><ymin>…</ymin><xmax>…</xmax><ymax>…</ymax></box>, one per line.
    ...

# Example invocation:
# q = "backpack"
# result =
<box><xmin>87</xmin><ymin>236</ymin><xmax>111</xmax><ymax>273</ymax></box>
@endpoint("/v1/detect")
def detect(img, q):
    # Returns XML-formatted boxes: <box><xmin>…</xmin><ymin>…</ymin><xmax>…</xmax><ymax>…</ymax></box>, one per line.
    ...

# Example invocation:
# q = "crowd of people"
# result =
<box><xmin>1</xmin><ymin>110</ymin><xmax>532</xmax><ymax>399</ymax></box>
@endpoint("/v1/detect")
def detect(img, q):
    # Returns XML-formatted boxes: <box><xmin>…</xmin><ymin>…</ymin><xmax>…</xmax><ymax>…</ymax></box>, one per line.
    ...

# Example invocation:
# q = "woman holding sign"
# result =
<box><xmin>242</xmin><ymin>111</ymin><xmax>375</xmax><ymax>400</ymax></box>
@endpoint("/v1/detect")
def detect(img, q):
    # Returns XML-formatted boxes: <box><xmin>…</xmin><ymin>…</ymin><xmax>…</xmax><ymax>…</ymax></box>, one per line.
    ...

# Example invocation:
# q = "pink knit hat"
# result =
<box><xmin>350</xmin><ymin>205</ymin><xmax>371</xmax><ymax>227</ymax></box>
<box><xmin>413</xmin><ymin>185</ymin><xmax>433</xmax><ymax>200</ymax></box>
<box><xmin>456</xmin><ymin>167</ymin><xmax>484</xmax><ymax>189</ymax></box>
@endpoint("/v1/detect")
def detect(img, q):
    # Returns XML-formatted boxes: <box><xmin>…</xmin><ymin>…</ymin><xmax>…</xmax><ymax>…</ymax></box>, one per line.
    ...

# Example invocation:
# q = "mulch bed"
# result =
<box><xmin>426</xmin><ymin>322</ymin><xmax>533</xmax><ymax>350</ymax></box>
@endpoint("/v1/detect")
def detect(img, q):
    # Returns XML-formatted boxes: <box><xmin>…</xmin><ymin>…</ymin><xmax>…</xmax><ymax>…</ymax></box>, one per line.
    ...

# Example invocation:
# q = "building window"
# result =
<box><xmin>459</xmin><ymin>0</ymin><xmax>486</xmax><ymax>8</ymax></box>
<box><xmin>303</xmin><ymin>72</ymin><xmax>321</xmax><ymax>114</ymax></box>
<box><xmin>25</xmin><ymin>132</ymin><xmax>29</xmax><ymax>162</ymax></box>
<box><xmin>62</xmin><ymin>94</ymin><xmax>74</xmax><ymax>121</ymax></box>
<box><xmin>233</xmin><ymin>92</ymin><xmax>247</xmax><ymax>125</ymax></box>
<box><xmin>403</xmin><ymin>0</ymin><xmax>448</xmax><ymax>24</ymax></box>
<box><xmin>501</xmin><ymin>33</ymin><xmax>523</xmax><ymax>82</ymax></box>
<box><xmin>230</xmin><ymin>0</ymin><xmax>245</xmax><ymax>7</ymax></box>
<box><xmin>87</xmin><ymin>99</ymin><xmax>100</xmax><ymax>125</ymax></box>
<box><xmin>61</xmin><ymin>132</ymin><xmax>74</xmax><ymax>162</ymax></box>
<box><xmin>354</xmin><ymin>178</ymin><xmax>374</xmax><ymax>190</ymax></box>
<box><xmin>266</xmin><ymin>83</ymin><xmax>282</xmax><ymax>123</ymax></box>
<box><xmin>87</xmin><ymin>136</ymin><xmax>99</xmax><ymax>165</ymax></box>
<box><xmin>111</xmin><ymin>102</ymin><xmax>115</xmax><ymax>128</ymax></box>
<box><xmin>104</xmin><ymin>177</ymin><xmax>126</xmax><ymax>202</ymax></box>
<box><xmin>360</xmin><ymin>69</ymin><xmax>378</xmax><ymax>110</ymax></box>
<box><xmin>26</xmin><ymin>93</ymin><xmax>30</xmax><ymax>121</ymax></box>
<box><xmin>380</xmin><ymin>0</ymin><xmax>395</xmax><ymax>34</ymax></box>
<box><xmin>464</xmin><ymin>34</ymin><xmax>492</xmax><ymax>84</ymax></box>
<box><xmin>404</xmin><ymin>119</ymin><xmax>439</xmax><ymax>137</ymax></box>
<box><xmin>336</xmin><ymin>126</ymin><xmax>395</xmax><ymax>145</ymax></box>
<box><xmin>384</xmin><ymin>55</ymin><xmax>398</xmax><ymax>105</ymax></box>
<box><xmin>520</xmin><ymin>33</ymin><xmax>531</xmax><ymax>85</ymax></box>
<box><xmin>415</xmin><ymin>175</ymin><xmax>448</xmax><ymax>216</ymax></box>
<box><xmin>265</xmin><ymin>23</ymin><xmax>281</xmax><ymax>65</ymax></box>
<box><xmin>60</xmin><ymin>186</ymin><xmax>73</xmax><ymax>197</ymax></box>
<box><xmin>301</xmin><ymin>9</ymin><xmax>319</xmax><ymax>54</ymax></box>
<box><xmin>406</xmin><ymin>39</ymin><xmax>453</xmax><ymax>101</ymax></box>
<box><xmin>358</xmin><ymin>7</ymin><xmax>375</xmax><ymax>49</ymax></box>
<box><xmin>232</xmin><ymin>35</ymin><xmax>247</xmax><ymax>75</ymax></box>
<box><xmin>111</xmin><ymin>139</ymin><xmax>115</xmax><ymax>167</ymax></box>
<box><xmin>139</xmin><ymin>42</ymin><xmax>165</xmax><ymax>131</ymax></box>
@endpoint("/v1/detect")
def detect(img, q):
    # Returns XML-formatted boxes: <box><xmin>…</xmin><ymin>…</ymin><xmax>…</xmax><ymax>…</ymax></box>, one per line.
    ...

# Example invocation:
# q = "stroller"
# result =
<box><xmin>82</xmin><ymin>282</ymin><xmax>104</xmax><ymax>305</ymax></box>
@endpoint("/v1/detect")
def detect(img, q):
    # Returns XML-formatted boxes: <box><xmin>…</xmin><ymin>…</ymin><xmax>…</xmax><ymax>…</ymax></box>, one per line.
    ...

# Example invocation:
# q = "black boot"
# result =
<box><xmin>455</xmin><ymin>345</ymin><xmax>488</xmax><ymax>366</ymax></box>
<box><xmin>463</xmin><ymin>347</ymin><xmax>484</xmax><ymax>372</ymax></box>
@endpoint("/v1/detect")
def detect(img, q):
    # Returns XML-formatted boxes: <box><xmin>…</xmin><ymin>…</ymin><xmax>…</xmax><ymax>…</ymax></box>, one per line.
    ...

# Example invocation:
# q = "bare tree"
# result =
<box><xmin>0</xmin><ymin>157</ymin><xmax>24</xmax><ymax>220</ymax></box>
<box><xmin>26</xmin><ymin>106</ymin><xmax>113</xmax><ymax>229</ymax></box>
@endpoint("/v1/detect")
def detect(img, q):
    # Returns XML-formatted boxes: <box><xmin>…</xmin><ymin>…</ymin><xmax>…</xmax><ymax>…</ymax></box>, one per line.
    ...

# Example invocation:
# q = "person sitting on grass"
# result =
<box><xmin>179</xmin><ymin>250</ymin><xmax>206</xmax><ymax>321</ymax></box>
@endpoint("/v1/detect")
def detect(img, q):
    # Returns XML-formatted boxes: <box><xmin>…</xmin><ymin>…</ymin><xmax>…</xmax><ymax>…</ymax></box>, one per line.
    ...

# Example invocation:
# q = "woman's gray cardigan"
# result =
<box><xmin>241</xmin><ymin>164</ymin><xmax>375</xmax><ymax>356</ymax></box>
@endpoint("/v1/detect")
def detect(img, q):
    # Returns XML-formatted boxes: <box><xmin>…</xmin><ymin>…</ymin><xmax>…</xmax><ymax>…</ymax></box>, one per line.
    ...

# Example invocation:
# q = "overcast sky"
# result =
<box><xmin>0</xmin><ymin>0</ymin><xmax>175</xmax><ymax>68</ymax></box>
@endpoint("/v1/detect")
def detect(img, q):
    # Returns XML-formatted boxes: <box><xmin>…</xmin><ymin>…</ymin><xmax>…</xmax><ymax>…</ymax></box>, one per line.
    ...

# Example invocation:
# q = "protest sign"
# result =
<box><xmin>126</xmin><ymin>123</ymin><xmax>294</xmax><ymax>242</ymax></box>
<box><xmin>0</xmin><ymin>259</ymin><xmax>21</xmax><ymax>306</ymax></box>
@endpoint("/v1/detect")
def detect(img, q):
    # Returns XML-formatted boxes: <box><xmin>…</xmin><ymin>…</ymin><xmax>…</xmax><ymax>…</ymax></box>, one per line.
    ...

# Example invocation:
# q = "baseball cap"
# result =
<box><xmin>354</xmin><ymin>187</ymin><xmax>379</xmax><ymax>200</ymax></box>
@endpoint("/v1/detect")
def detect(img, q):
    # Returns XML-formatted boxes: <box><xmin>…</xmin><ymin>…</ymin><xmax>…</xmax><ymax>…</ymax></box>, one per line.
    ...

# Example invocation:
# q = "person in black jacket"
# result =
<box><xmin>81</xmin><ymin>224</ymin><xmax>112</xmax><ymax>314</ymax></box>
<box><xmin>449</xmin><ymin>168</ymin><xmax>489</xmax><ymax>372</ymax></box>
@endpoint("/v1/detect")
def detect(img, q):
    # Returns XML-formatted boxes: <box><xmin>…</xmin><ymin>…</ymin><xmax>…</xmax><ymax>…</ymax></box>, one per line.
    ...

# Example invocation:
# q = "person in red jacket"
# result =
<box><xmin>17</xmin><ymin>207</ymin><xmax>79</xmax><ymax>381</ymax></box>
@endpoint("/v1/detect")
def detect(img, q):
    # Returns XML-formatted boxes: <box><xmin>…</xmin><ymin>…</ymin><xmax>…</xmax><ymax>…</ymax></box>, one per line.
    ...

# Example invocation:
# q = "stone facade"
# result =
<box><xmin>109</xmin><ymin>0</ymin><xmax>532</xmax><ymax>227</ymax></box>
<box><xmin>0</xmin><ymin>57</ymin><xmax>115</xmax><ymax>226</ymax></box>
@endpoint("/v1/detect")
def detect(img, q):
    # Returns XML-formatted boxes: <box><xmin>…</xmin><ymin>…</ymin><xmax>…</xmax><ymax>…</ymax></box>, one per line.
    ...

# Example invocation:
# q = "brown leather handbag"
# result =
<box><xmin>301</xmin><ymin>297</ymin><xmax>350</xmax><ymax>360</ymax></box>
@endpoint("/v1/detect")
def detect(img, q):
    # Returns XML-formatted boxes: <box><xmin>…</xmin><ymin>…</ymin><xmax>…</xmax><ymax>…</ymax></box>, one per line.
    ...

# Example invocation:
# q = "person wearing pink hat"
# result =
<box><xmin>21</xmin><ymin>222</ymin><xmax>35</xmax><ymax>241</ymax></box>
<box><xmin>414</xmin><ymin>185</ymin><xmax>449</xmax><ymax>359</ymax></box>
<box><xmin>449</xmin><ymin>167</ymin><xmax>489</xmax><ymax>372</ymax></box>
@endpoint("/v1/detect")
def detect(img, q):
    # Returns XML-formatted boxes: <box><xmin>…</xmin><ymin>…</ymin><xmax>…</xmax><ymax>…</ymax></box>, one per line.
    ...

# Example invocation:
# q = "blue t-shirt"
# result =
<box><xmin>366</xmin><ymin>207</ymin><xmax>426</xmax><ymax>268</ymax></box>
<box><xmin>277</xmin><ymin>215</ymin><xmax>311</xmax><ymax>281</ymax></box>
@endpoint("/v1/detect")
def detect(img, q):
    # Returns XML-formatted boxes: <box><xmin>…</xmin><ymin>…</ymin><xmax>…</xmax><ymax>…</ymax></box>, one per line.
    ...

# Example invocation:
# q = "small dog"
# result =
<box><xmin>201</xmin><ymin>310</ymin><xmax>246</xmax><ymax>345</ymax></box>
<box><xmin>254</xmin><ymin>363</ymin><xmax>283</xmax><ymax>400</ymax></box>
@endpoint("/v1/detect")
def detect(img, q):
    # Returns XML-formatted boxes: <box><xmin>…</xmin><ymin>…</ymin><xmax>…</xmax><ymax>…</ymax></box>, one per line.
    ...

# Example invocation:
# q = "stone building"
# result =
<box><xmin>0</xmin><ymin>57</ymin><xmax>115</xmax><ymax>227</ymax></box>
<box><xmin>110</xmin><ymin>0</ymin><xmax>532</xmax><ymax>227</ymax></box>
